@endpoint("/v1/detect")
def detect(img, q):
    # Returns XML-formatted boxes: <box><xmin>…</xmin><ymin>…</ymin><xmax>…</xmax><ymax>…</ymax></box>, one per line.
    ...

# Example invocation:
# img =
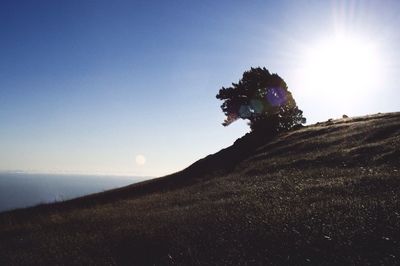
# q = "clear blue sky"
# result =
<box><xmin>1</xmin><ymin>0</ymin><xmax>399</xmax><ymax>176</ymax></box>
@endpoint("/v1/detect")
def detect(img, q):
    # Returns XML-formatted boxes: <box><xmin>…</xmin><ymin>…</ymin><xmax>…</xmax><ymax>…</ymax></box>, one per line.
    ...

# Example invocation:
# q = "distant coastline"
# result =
<box><xmin>0</xmin><ymin>173</ymin><xmax>149</xmax><ymax>213</ymax></box>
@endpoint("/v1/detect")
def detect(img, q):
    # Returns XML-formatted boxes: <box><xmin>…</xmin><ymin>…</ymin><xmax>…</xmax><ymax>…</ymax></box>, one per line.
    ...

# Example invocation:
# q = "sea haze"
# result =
<box><xmin>0</xmin><ymin>173</ymin><xmax>147</xmax><ymax>213</ymax></box>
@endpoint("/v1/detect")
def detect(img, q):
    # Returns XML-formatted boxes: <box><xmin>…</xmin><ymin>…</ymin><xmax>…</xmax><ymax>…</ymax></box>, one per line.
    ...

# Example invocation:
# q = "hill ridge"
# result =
<box><xmin>0</xmin><ymin>112</ymin><xmax>399</xmax><ymax>265</ymax></box>
<box><xmin>2</xmin><ymin>112</ymin><xmax>399</xmax><ymax>216</ymax></box>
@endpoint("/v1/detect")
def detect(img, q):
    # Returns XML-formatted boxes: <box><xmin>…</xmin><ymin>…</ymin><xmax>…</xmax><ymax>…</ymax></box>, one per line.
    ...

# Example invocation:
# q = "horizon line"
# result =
<box><xmin>0</xmin><ymin>170</ymin><xmax>155</xmax><ymax>178</ymax></box>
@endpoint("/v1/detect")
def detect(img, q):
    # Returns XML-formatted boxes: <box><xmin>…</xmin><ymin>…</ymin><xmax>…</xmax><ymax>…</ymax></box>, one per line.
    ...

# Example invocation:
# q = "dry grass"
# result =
<box><xmin>0</xmin><ymin>112</ymin><xmax>399</xmax><ymax>265</ymax></box>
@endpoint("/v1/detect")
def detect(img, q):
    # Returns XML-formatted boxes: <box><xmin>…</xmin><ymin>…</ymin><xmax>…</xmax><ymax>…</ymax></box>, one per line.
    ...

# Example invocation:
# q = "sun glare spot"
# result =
<box><xmin>135</xmin><ymin>154</ymin><xmax>146</xmax><ymax>166</ymax></box>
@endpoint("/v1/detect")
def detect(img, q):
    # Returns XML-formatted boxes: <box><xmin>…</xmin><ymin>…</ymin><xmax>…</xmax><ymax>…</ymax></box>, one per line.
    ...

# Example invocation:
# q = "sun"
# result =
<box><xmin>300</xmin><ymin>33</ymin><xmax>383</xmax><ymax>110</ymax></box>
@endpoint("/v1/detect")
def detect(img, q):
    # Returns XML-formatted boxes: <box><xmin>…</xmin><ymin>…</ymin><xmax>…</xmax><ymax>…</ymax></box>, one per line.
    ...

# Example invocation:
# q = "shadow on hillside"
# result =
<box><xmin>183</xmin><ymin>129</ymin><xmax>278</xmax><ymax>177</ymax></box>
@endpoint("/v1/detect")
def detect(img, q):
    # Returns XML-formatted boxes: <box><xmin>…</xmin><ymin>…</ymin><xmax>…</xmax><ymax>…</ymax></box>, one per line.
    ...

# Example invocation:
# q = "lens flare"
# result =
<box><xmin>239</xmin><ymin>105</ymin><xmax>252</xmax><ymax>118</ymax></box>
<box><xmin>250</xmin><ymin>99</ymin><xmax>264</xmax><ymax>114</ymax></box>
<box><xmin>266</xmin><ymin>88</ymin><xmax>287</xmax><ymax>107</ymax></box>
<box><xmin>135</xmin><ymin>155</ymin><xmax>146</xmax><ymax>166</ymax></box>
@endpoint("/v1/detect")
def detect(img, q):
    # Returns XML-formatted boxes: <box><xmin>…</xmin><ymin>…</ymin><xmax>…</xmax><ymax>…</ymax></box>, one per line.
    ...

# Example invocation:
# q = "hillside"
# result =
<box><xmin>0</xmin><ymin>112</ymin><xmax>399</xmax><ymax>265</ymax></box>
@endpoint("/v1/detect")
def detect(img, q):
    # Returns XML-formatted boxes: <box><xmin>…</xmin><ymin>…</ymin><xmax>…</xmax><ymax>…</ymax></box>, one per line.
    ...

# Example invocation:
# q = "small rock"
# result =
<box><xmin>324</xmin><ymin>235</ymin><xmax>332</xmax><ymax>240</ymax></box>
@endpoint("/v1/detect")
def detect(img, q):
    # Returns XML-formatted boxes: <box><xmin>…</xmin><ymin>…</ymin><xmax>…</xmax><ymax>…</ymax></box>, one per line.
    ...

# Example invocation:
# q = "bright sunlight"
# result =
<box><xmin>300</xmin><ymin>33</ymin><xmax>384</xmax><ymax>111</ymax></box>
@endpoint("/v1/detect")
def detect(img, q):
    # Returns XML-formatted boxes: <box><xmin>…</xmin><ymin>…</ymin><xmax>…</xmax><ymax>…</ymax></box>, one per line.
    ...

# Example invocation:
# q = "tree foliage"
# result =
<box><xmin>216</xmin><ymin>67</ymin><xmax>306</xmax><ymax>133</ymax></box>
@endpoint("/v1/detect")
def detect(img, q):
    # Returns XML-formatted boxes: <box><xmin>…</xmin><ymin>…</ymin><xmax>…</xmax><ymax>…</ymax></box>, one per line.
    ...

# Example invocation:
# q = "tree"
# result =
<box><xmin>216</xmin><ymin>67</ymin><xmax>306</xmax><ymax>133</ymax></box>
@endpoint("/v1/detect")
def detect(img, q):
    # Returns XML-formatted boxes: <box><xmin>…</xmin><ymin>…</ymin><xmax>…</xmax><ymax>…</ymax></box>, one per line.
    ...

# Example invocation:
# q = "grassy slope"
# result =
<box><xmin>0</xmin><ymin>112</ymin><xmax>399</xmax><ymax>265</ymax></box>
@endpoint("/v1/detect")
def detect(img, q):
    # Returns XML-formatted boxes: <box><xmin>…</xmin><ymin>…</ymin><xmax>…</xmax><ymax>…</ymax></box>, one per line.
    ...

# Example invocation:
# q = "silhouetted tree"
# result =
<box><xmin>216</xmin><ymin>67</ymin><xmax>306</xmax><ymax>133</ymax></box>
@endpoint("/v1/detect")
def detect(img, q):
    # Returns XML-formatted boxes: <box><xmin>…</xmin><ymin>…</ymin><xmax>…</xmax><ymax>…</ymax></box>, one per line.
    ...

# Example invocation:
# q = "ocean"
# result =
<box><xmin>0</xmin><ymin>173</ymin><xmax>146</xmax><ymax>213</ymax></box>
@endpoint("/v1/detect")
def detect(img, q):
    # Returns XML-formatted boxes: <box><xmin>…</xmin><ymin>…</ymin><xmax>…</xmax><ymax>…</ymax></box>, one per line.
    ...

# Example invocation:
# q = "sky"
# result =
<box><xmin>1</xmin><ymin>0</ymin><xmax>399</xmax><ymax>177</ymax></box>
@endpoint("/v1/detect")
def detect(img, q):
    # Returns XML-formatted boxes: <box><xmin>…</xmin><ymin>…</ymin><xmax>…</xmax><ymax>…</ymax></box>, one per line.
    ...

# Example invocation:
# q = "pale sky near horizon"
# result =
<box><xmin>1</xmin><ymin>0</ymin><xmax>399</xmax><ymax>177</ymax></box>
